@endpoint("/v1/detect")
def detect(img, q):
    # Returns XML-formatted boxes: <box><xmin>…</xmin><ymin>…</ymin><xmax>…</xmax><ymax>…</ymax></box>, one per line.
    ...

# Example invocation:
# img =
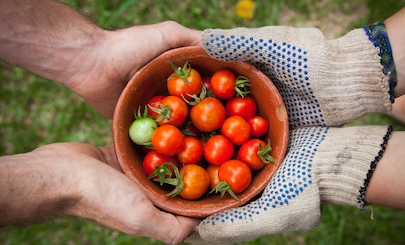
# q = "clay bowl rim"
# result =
<box><xmin>112</xmin><ymin>46</ymin><xmax>289</xmax><ymax>218</ymax></box>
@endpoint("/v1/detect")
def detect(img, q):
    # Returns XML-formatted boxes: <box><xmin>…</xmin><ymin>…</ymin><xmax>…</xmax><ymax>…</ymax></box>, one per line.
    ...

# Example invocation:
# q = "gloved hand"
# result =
<box><xmin>201</xmin><ymin>22</ymin><xmax>397</xmax><ymax>128</ymax></box>
<box><xmin>187</xmin><ymin>125</ymin><xmax>392</xmax><ymax>244</ymax></box>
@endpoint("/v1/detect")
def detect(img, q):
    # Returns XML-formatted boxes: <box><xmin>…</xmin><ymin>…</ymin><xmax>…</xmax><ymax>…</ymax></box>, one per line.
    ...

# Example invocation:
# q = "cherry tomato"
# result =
<box><xmin>204</xmin><ymin>135</ymin><xmax>234</xmax><ymax>165</ymax></box>
<box><xmin>152</xmin><ymin>124</ymin><xmax>184</xmax><ymax>156</ymax></box>
<box><xmin>178</xmin><ymin>164</ymin><xmax>210</xmax><ymax>200</ymax></box>
<box><xmin>218</xmin><ymin>159</ymin><xmax>252</xmax><ymax>194</ymax></box>
<box><xmin>206</xmin><ymin>164</ymin><xmax>220</xmax><ymax>189</ymax></box>
<box><xmin>202</xmin><ymin>77</ymin><xmax>212</xmax><ymax>91</ymax></box>
<box><xmin>225</xmin><ymin>96</ymin><xmax>257</xmax><ymax>121</ymax></box>
<box><xmin>221</xmin><ymin>115</ymin><xmax>251</xmax><ymax>146</ymax></box>
<box><xmin>129</xmin><ymin>107</ymin><xmax>158</xmax><ymax>145</ymax></box>
<box><xmin>167</xmin><ymin>61</ymin><xmax>202</xmax><ymax>100</ymax></box>
<box><xmin>202</xmin><ymin>77</ymin><xmax>215</xmax><ymax>97</ymax></box>
<box><xmin>153</xmin><ymin>95</ymin><xmax>188</xmax><ymax>127</ymax></box>
<box><xmin>143</xmin><ymin>150</ymin><xmax>179</xmax><ymax>183</ymax></box>
<box><xmin>238</xmin><ymin>139</ymin><xmax>275</xmax><ymax>171</ymax></box>
<box><xmin>147</xmin><ymin>95</ymin><xmax>165</xmax><ymax>119</ymax></box>
<box><xmin>248</xmin><ymin>116</ymin><xmax>269</xmax><ymax>138</ymax></box>
<box><xmin>210</xmin><ymin>69</ymin><xmax>236</xmax><ymax>100</ymax></box>
<box><xmin>176</xmin><ymin>136</ymin><xmax>203</xmax><ymax>165</ymax></box>
<box><xmin>190</xmin><ymin>97</ymin><xmax>226</xmax><ymax>132</ymax></box>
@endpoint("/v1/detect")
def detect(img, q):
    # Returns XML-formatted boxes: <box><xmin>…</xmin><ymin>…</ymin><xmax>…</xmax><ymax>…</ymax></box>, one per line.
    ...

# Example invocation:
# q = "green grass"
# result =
<box><xmin>1</xmin><ymin>0</ymin><xmax>405</xmax><ymax>244</ymax></box>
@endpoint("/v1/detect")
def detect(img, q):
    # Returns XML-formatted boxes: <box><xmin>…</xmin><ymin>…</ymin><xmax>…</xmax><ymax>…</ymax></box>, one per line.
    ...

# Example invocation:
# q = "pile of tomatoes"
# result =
<box><xmin>129</xmin><ymin>61</ymin><xmax>275</xmax><ymax>201</ymax></box>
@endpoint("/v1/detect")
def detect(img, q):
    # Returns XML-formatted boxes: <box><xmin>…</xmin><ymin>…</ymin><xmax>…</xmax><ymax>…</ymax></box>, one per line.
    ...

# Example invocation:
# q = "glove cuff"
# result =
<box><xmin>363</xmin><ymin>21</ymin><xmax>397</xmax><ymax>103</ymax></box>
<box><xmin>315</xmin><ymin>125</ymin><xmax>392</xmax><ymax>210</ymax></box>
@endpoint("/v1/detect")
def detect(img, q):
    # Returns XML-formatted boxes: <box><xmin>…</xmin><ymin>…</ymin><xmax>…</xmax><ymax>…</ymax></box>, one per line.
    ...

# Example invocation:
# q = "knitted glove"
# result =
<box><xmin>202</xmin><ymin>22</ymin><xmax>397</xmax><ymax>128</ymax></box>
<box><xmin>187</xmin><ymin>125</ymin><xmax>392</xmax><ymax>244</ymax></box>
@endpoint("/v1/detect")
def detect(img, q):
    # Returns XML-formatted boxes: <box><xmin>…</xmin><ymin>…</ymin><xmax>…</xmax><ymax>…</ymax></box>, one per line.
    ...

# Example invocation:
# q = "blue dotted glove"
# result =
<box><xmin>201</xmin><ymin>23</ymin><xmax>396</xmax><ymax>128</ymax></box>
<box><xmin>187</xmin><ymin>125</ymin><xmax>391</xmax><ymax>244</ymax></box>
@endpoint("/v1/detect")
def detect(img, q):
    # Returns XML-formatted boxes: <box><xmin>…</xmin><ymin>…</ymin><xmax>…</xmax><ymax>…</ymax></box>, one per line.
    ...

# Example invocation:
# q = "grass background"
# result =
<box><xmin>1</xmin><ymin>0</ymin><xmax>405</xmax><ymax>244</ymax></box>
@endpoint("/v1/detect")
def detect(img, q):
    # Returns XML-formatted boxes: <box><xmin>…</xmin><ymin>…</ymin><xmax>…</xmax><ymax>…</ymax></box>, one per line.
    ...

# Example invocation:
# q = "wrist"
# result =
<box><xmin>0</xmin><ymin>0</ymin><xmax>108</xmax><ymax>88</ymax></box>
<box><xmin>385</xmin><ymin>7</ymin><xmax>405</xmax><ymax>97</ymax></box>
<box><xmin>0</xmin><ymin>147</ymin><xmax>81</xmax><ymax>226</ymax></box>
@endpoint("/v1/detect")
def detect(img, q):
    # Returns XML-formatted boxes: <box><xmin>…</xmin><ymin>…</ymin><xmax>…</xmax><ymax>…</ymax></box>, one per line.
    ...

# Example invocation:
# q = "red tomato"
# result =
<box><xmin>142</xmin><ymin>150</ymin><xmax>179</xmax><ymax>181</ymax></box>
<box><xmin>225</xmin><ymin>96</ymin><xmax>257</xmax><ymax>121</ymax></box>
<box><xmin>202</xmin><ymin>77</ymin><xmax>212</xmax><ymax>91</ymax></box>
<box><xmin>218</xmin><ymin>159</ymin><xmax>252</xmax><ymax>194</ymax></box>
<box><xmin>238</xmin><ymin>139</ymin><xmax>275</xmax><ymax>171</ymax></box>
<box><xmin>178</xmin><ymin>164</ymin><xmax>210</xmax><ymax>200</ymax></box>
<box><xmin>190</xmin><ymin>97</ymin><xmax>226</xmax><ymax>132</ymax></box>
<box><xmin>176</xmin><ymin>136</ymin><xmax>203</xmax><ymax>165</ymax></box>
<box><xmin>152</xmin><ymin>125</ymin><xmax>184</xmax><ymax>156</ymax></box>
<box><xmin>210</xmin><ymin>69</ymin><xmax>236</xmax><ymax>100</ymax></box>
<box><xmin>248</xmin><ymin>116</ymin><xmax>269</xmax><ymax>138</ymax></box>
<box><xmin>147</xmin><ymin>95</ymin><xmax>165</xmax><ymax>119</ymax></box>
<box><xmin>206</xmin><ymin>164</ymin><xmax>220</xmax><ymax>189</ymax></box>
<box><xmin>203</xmin><ymin>135</ymin><xmax>234</xmax><ymax>165</ymax></box>
<box><xmin>167</xmin><ymin>61</ymin><xmax>202</xmax><ymax>100</ymax></box>
<box><xmin>202</xmin><ymin>77</ymin><xmax>215</xmax><ymax>97</ymax></box>
<box><xmin>221</xmin><ymin>115</ymin><xmax>251</xmax><ymax>146</ymax></box>
<box><xmin>154</xmin><ymin>95</ymin><xmax>188</xmax><ymax>127</ymax></box>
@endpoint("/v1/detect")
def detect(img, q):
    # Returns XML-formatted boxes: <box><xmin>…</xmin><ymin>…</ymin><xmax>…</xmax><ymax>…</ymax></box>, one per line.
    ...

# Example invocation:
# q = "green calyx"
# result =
<box><xmin>258</xmin><ymin>139</ymin><xmax>276</xmax><ymax>164</ymax></box>
<box><xmin>148</xmin><ymin>103</ymin><xmax>172</xmax><ymax>122</ymax></box>
<box><xmin>148</xmin><ymin>162</ymin><xmax>174</xmax><ymax>186</ymax></box>
<box><xmin>210</xmin><ymin>181</ymin><xmax>240</xmax><ymax>201</ymax></box>
<box><xmin>181</xmin><ymin>83</ymin><xmax>207</xmax><ymax>106</ymax></box>
<box><xmin>152</xmin><ymin>162</ymin><xmax>185</xmax><ymax>198</ymax></box>
<box><xmin>235</xmin><ymin>75</ymin><xmax>251</xmax><ymax>98</ymax></box>
<box><xmin>180</xmin><ymin>121</ymin><xmax>197</xmax><ymax>137</ymax></box>
<box><xmin>134</xmin><ymin>105</ymin><xmax>149</xmax><ymax>119</ymax></box>
<box><xmin>169</xmin><ymin>61</ymin><xmax>192</xmax><ymax>86</ymax></box>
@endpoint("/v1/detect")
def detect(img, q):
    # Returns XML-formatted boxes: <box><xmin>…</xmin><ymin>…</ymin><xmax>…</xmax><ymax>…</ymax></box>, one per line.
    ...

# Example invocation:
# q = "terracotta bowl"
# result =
<box><xmin>113</xmin><ymin>46</ymin><xmax>288</xmax><ymax>218</ymax></box>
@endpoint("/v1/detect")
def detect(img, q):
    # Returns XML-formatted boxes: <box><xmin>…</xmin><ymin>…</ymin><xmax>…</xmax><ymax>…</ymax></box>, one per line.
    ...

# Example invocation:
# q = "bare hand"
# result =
<box><xmin>0</xmin><ymin>143</ymin><xmax>199</xmax><ymax>245</ymax></box>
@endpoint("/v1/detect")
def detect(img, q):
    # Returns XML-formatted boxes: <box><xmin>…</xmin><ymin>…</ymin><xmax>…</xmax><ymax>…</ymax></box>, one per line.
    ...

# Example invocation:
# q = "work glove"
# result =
<box><xmin>201</xmin><ymin>22</ymin><xmax>397</xmax><ymax>128</ymax></box>
<box><xmin>187</xmin><ymin>125</ymin><xmax>392</xmax><ymax>244</ymax></box>
<box><xmin>186</xmin><ymin>22</ymin><xmax>397</xmax><ymax>244</ymax></box>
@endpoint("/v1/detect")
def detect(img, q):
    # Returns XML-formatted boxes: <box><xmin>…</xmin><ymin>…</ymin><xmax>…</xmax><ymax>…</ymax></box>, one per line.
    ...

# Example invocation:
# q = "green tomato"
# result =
<box><xmin>129</xmin><ymin>107</ymin><xmax>158</xmax><ymax>145</ymax></box>
<box><xmin>129</xmin><ymin>117</ymin><xmax>158</xmax><ymax>145</ymax></box>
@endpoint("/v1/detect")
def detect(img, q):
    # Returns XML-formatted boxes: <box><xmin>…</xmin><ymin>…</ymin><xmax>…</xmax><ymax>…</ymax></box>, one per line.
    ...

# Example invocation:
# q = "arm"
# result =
<box><xmin>385</xmin><ymin>7</ymin><xmax>405</xmax><ymax>96</ymax></box>
<box><xmin>0</xmin><ymin>143</ymin><xmax>199</xmax><ymax>245</ymax></box>
<box><xmin>365</xmin><ymin>131</ymin><xmax>405</xmax><ymax>209</ymax></box>
<box><xmin>0</xmin><ymin>0</ymin><xmax>201</xmax><ymax>118</ymax></box>
<box><xmin>366</xmin><ymin>8</ymin><xmax>405</xmax><ymax>206</ymax></box>
<box><xmin>386</xmin><ymin>7</ymin><xmax>405</xmax><ymax>123</ymax></box>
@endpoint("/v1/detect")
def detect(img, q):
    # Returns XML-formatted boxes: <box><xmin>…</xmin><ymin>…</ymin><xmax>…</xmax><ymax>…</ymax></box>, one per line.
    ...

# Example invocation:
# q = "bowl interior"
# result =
<box><xmin>113</xmin><ymin>46</ymin><xmax>288</xmax><ymax>218</ymax></box>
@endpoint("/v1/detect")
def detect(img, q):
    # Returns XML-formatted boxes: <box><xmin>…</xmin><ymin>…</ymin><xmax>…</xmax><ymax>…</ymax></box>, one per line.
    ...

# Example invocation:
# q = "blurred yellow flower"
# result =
<box><xmin>235</xmin><ymin>0</ymin><xmax>255</xmax><ymax>19</ymax></box>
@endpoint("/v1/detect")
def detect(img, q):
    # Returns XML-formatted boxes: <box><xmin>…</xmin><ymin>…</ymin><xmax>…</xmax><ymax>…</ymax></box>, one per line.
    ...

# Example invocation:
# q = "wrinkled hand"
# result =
<box><xmin>26</xmin><ymin>143</ymin><xmax>199</xmax><ymax>245</ymax></box>
<box><xmin>70</xmin><ymin>21</ymin><xmax>201</xmax><ymax>118</ymax></box>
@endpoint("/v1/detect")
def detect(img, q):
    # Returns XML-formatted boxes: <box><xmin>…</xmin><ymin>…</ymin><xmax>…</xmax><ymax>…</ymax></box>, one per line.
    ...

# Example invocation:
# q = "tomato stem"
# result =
<box><xmin>134</xmin><ymin>106</ymin><xmax>149</xmax><ymax>119</ymax></box>
<box><xmin>235</xmin><ymin>75</ymin><xmax>251</xmax><ymax>98</ymax></box>
<box><xmin>181</xmin><ymin>83</ymin><xmax>207</xmax><ymax>106</ymax></box>
<box><xmin>148</xmin><ymin>103</ymin><xmax>172</xmax><ymax>122</ymax></box>
<box><xmin>210</xmin><ymin>181</ymin><xmax>240</xmax><ymax>201</ymax></box>
<box><xmin>151</xmin><ymin>162</ymin><xmax>185</xmax><ymax>197</ymax></box>
<box><xmin>258</xmin><ymin>139</ymin><xmax>276</xmax><ymax>164</ymax></box>
<box><xmin>148</xmin><ymin>162</ymin><xmax>174</xmax><ymax>185</ymax></box>
<box><xmin>169</xmin><ymin>61</ymin><xmax>192</xmax><ymax>85</ymax></box>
